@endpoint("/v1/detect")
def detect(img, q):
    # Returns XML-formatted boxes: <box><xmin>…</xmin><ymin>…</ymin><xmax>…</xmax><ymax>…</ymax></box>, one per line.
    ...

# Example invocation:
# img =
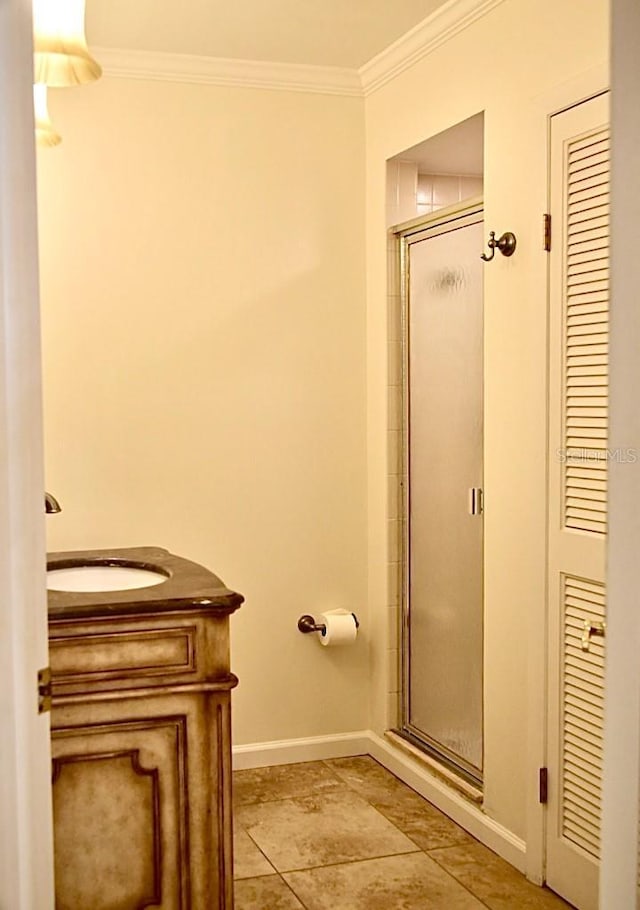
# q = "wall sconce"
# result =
<box><xmin>33</xmin><ymin>0</ymin><xmax>101</xmax><ymax>147</ymax></box>
<box><xmin>33</xmin><ymin>84</ymin><xmax>61</xmax><ymax>148</ymax></box>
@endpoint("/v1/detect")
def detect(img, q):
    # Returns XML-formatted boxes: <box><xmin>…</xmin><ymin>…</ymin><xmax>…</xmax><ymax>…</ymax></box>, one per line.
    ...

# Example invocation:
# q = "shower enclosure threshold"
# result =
<box><xmin>389</xmin><ymin>729</ymin><xmax>483</xmax><ymax>802</ymax></box>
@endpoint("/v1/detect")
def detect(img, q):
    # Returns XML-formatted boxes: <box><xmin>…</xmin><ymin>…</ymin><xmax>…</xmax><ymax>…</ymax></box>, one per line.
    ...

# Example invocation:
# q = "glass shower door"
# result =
<box><xmin>403</xmin><ymin>210</ymin><xmax>484</xmax><ymax>781</ymax></box>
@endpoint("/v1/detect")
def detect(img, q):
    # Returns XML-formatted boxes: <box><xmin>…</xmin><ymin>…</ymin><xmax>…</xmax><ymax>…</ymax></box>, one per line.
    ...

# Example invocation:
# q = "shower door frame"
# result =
<box><xmin>396</xmin><ymin>196</ymin><xmax>485</xmax><ymax>787</ymax></box>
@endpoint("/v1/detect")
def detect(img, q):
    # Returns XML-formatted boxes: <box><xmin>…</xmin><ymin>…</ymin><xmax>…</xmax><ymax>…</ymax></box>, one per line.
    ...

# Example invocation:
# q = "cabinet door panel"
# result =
<box><xmin>52</xmin><ymin>715</ymin><xmax>189</xmax><ymax>910</ymax></box>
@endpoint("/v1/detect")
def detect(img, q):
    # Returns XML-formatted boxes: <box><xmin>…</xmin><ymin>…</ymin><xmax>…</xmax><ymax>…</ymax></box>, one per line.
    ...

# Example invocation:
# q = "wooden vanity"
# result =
<box><xmin>47</xmin><ymin>547</ymin><xmax>243</xmax><ymax>910</ymax></box>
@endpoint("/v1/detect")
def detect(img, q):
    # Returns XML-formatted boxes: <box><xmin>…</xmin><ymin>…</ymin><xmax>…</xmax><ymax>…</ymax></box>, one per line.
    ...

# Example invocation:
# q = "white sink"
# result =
<box><xmin>47</xmin><ymin>564</ymin><xmax>169</xmax><ymax>593</ymax></box>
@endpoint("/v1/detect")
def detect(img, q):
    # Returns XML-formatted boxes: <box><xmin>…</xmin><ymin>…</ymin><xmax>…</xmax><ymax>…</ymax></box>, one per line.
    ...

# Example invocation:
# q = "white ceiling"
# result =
<box><xmin>86</xmin><ymin>0</ymin><xmax>451</xmax><ymax>69</ymax></box>
<box><xmin>393</xmin><ymin>113</ymin><xmax>484</xmax><ymax>175</ymax></box>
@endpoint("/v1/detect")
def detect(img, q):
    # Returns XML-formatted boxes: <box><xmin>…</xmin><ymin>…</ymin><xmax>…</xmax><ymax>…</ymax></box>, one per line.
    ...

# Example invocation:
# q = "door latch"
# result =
<box><xmin>581</xmin><ymin>620</ymin><xmax>606</xmax><ymax>652</ymax></box>
<box><xmin>38</xmin><ymin>667</ymin><xmax>52</xmax><ymax>714</ymax></box>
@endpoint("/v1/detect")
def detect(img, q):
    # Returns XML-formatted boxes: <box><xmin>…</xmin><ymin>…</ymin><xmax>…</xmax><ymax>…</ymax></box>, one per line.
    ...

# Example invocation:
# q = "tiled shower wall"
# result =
<box><xmin>385</xmin><ymin>162</ymin><xmax>483</xmax><ymax>730</ymax></box>
<box><xmin>386</xmin><ymin>159</ymin><xmax>483</xmax><ymax>228</ymax></box>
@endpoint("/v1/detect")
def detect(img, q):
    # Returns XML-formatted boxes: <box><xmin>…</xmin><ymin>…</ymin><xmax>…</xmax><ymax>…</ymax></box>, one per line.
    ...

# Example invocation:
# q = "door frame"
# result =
<box><xmin>0</xmin><ymin>0</ymin><xmax>55</xmax><ymax>907</ymax></box>
<box><xmin>522</xmin><ymin>64</ymin><xmax>609</xmax><ymax>888</ymax></box>
<box><xmin>535</xmin><ymin>46</ymin><xmax>640</xmax><ymax>904</ymax></box>
<box><xmin>600</xmin><ymin>1</ymin><xmax>640</xmax><ymax>905</ymax></box>
<box><xmin>545</xmin><ymin>89</ymin><xmax>610</xmax><ymax>910</ymax></box>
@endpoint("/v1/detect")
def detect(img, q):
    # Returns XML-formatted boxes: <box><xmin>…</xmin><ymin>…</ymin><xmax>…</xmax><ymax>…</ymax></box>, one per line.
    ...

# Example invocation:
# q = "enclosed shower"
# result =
<box><xmin>387</xmin><ymin>115</ymin><xmax>485</xmax><ymax>786</ymax></box>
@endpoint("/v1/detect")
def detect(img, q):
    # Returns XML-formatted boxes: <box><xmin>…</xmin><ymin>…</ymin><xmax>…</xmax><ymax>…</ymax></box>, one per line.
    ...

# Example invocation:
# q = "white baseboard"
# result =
<box><xmin>232</xmin><ymin>731</ymin><xmax>372</xmax><ymax>770</ymax></box>
<box><xmin>366</xmin><ymin>732</ymin><xmax>527</xmax><ymax>873</ymax></box>
<box><xmin>232</xmin><ymin>728</ymin><xmax>526</xmax><ymax>873</ymax></box>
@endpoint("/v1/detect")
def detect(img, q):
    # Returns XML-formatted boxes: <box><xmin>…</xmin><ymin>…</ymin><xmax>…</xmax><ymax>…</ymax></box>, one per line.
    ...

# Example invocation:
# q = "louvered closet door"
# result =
<box><xmin>546</xmin><ymin>92</ymin><xmax>609</xmax><ymax>910</ymax></box>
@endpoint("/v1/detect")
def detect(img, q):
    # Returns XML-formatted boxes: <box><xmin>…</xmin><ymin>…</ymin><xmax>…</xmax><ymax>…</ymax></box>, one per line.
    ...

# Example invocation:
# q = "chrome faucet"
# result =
<box><xmin>45</xmin><ymin>492</ymin><xmax>61</xmax><ymax>514</ymax></box>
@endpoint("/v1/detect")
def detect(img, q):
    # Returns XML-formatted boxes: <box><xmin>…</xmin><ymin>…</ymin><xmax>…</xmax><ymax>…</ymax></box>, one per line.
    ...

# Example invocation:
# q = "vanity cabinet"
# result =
<box><xmin>48</xmin><ymin>548</ymin><xmax>243</xmax><ymax>910</ymax></box>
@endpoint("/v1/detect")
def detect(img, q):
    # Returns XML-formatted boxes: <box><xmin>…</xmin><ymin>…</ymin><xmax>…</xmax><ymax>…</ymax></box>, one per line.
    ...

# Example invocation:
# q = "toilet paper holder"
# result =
<box><xmin>297</xmin><ymin>613</ymin><xmax>360</xmax><ymax>635</ymax></box>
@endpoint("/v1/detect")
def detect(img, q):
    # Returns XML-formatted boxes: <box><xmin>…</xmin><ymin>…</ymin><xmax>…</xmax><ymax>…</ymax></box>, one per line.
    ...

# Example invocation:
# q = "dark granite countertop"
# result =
<box><xmin>47</xmin><ymin>546</ymin><xmax>244</xmax><ymax>621</ymax></box>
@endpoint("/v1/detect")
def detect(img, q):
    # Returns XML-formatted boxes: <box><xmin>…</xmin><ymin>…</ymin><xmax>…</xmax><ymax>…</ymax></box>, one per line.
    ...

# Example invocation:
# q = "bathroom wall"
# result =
<box><xmin>37</xmin><ymin>77</ymin><xmax>369</xmax><ymax>746</ymax></box>
<box><xmin>415</xmin><ymin>173</ymin><xmax>483</xmax><ymax>217</ymax></box>
<box><xmin>365</xmin><ymin>0</ymin><xmax>609</xmax><ymax>845</ymax></box>
<box><xmin>386</xmin><ymin>160</ymin><xmax>482</xmax><ymax>226</ymax></box>
<box><xmin>386</xmin><ymin>159</ymin><xmax>420</xmax><ymax>225</ymax></box>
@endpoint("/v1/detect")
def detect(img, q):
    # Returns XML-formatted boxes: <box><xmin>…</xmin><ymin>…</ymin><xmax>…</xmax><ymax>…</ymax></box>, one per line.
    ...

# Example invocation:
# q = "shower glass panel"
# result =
<box><xmin>401</xmin><ymin>207</ymin><xmax>484</xmax><ymax>782</ymax></box>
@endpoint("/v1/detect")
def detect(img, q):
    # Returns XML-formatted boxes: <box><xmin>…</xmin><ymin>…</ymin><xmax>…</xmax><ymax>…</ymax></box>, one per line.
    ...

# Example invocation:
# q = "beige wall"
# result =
<box><xmin>37</xmin><ymin>77</ymin><xmax>369</xmax><ymax>745</ymax></box>
<box><xmin>365</xmin><ymin>0</ymin><xmax>608</xmax><ymax>841</ymax></box>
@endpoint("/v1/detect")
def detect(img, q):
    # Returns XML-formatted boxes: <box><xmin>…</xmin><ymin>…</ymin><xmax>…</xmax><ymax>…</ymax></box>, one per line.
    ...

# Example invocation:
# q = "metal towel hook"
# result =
<box><xmin>481</xmin><ymin>230</ymin><xmax>517</xmax><ymax>262</ymax></box>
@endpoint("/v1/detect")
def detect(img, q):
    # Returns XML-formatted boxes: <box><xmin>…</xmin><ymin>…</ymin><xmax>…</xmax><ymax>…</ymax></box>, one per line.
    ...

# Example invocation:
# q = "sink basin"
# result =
<box><xmin>47</xmin><ymin>563</ymin><xmax>169</xmax><ymax>593</ymax></box>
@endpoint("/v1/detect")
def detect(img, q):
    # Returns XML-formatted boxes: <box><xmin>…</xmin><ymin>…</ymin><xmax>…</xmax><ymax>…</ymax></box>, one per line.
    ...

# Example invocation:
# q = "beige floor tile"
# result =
<box><xmin>284</xmin><ymin>852</ymin><xmax>486</xmax><ymax>909</ymax></box>
<box><xmin>233</xmin><ymin>761</ymin><xmax>342</xmax><ymax>807</ymax></box>
<box><xmin>236</xmin><ymin>788</ymin><xmax>419</xmax><ymax>871</ymax></box>
<box><xmin>233</xmin><ymin>826</ymin><xmax>274</xmax><ymax>880</ymax></box>
<box><xmin>234</xmin><ymin>874</ymin><xmax>304</xmax><ymax>909</ymax></box>
<box><xmin>326</xmin><ymin>755</ymin><xmax>472</xmax><ymax>849</ymax></box>
<box><xmin>324</xmin><ymin>755</ymin><xmax>425</xmax><ymax>803</ymax></box>
<box><xmin>429</xmin><ymin>841</ymin><xmax>575</xmax><ymax>909</ymax></box>
<box><xmin>376</xmin><ymin>794</ymin><xmax>474</xmax><ymax>851</ymax></box>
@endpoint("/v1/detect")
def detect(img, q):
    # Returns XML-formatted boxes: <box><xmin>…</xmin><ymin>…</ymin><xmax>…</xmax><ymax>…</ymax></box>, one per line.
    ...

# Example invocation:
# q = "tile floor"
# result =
<box><xmin>233</xmin><ymin>756</ymin><xmax>575</xmax><ymax>910</ymax></box>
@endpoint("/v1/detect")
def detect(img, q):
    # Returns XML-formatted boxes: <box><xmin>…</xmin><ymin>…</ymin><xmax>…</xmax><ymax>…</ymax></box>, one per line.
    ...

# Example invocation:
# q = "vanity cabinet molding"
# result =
<box><xmin>49</xmin><ymin>612</ymin><xmax>232</xmax><ymax>696</ymax></box>
<box><xmin>48</xmin><ymin>548</ymin><xmax>242</xmax><ymax>910</ymax></box>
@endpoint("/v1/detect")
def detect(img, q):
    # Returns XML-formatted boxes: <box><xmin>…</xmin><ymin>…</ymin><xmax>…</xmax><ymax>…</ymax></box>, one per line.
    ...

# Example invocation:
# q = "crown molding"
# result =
<box><xmin>93</xmin><ymin>47</ymin><xmax>363</xmax><ymax>97</ymax></box>
<box><xmin>93</xmin><ymin>0</ymin><xmax>503</xmax><ymax>99</ymax></box>
<box><xmin>359</xmin><ymin>0</ymin><xmax>506</xmax><ymax>96</ymax></box>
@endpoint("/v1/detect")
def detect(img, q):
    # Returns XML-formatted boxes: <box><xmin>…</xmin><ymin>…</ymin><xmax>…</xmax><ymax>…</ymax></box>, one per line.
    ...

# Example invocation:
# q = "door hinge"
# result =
<box><xmin>539</xmin><ymin>767</ymin><xmax>549</xmax><ymax>804</ymax></box>
<box><xmin>38</xmin><ymin>666</ymin><xmax>52</xmax><ymax>714</ymax></box>
<box><xmin>469</xmin><ymin>488</ymin><xmax>484</xmax><ymax>516</ymax></box>
<box><xmin>543</xmin><ymin>213</ymin><xmax>552</xmax><ymax>252</ymax></box>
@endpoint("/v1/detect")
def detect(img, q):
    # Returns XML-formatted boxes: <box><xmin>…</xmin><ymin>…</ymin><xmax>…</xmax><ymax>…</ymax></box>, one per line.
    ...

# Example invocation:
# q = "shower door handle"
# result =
<box><xmin>469</xmin><ymin>488</ymin><xmax>483</xmax><ymax>516</ymax></box>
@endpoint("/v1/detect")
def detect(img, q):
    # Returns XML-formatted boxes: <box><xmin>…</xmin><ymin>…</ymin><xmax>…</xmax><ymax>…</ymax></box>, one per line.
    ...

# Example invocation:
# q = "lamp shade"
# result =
<box><xmin>33</xmin><ymin>0</ymin><xmax>102</xmax><ymax>86</ymax></box>
<box><xmin>33</xmin><ymin>84</ymin><xmax>62</xmax><ymax>147</ymax></box>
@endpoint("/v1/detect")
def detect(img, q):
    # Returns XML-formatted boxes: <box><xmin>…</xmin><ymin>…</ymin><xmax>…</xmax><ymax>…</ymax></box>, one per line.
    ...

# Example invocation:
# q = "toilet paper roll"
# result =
<box><xmin>317</xmin><ymin>610</ymin><xmax>358</xmax><ymax>647</ymax></box>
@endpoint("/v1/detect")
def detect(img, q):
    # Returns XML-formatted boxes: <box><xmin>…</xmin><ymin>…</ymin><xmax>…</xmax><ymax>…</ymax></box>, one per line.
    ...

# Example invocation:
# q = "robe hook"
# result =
<box><xmin>481</xmin><ymin>230</ymin><xmax>517</xmax><ymax>262</ymax></box>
